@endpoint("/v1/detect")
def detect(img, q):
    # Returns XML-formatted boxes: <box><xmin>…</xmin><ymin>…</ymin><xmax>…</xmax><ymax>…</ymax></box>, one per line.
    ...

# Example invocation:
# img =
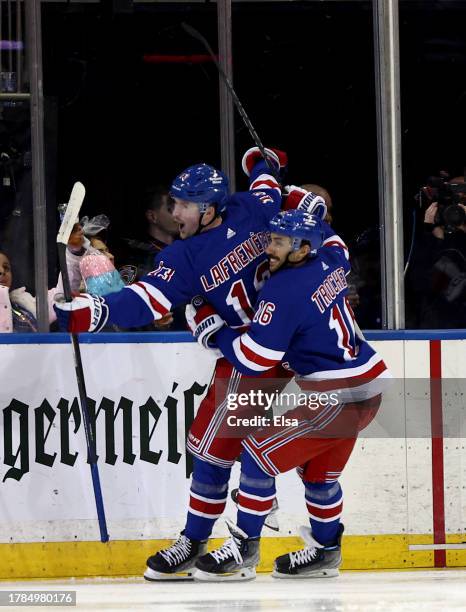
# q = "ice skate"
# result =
<box><xmin>144</xmin><ymin>531</ymin><xmax>207</xmax><ymax>581</ymax></box>
<box><xmin>272</xmin><ymin>524</ymin><xmax>343</xmax><ymax>578</ymax></box>
<box><xmin>194</xmin><ymin>521</ymin><xmax>260</xmax><ymax>582</ymax></box>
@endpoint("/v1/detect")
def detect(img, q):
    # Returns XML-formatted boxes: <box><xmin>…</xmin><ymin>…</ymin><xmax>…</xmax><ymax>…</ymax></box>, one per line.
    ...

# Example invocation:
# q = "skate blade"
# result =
<box><xmin>144</xmin><ymin>566</ymin><xmax>195</xmax><ymax>581</ymax></box>
<box><xmin>264</xmin><ymin>511</ymin><xmax>280</xmax><ymax>532</ymax></box>
<box><xmin>193</xmin><ymin>567</ymin><xmax>256</xmax><ymax>582</ymax></box>
<box><xmin>272</xmin><ymin>568</ymin><xmax>339</xmax><ymax>579</ymax></box>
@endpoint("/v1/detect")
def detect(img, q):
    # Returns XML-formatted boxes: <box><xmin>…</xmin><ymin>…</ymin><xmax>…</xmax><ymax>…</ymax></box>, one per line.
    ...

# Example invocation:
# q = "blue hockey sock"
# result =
<box><xmin>184</xmin><ymin>457</ymin><xmax>231</xmax><ymax>541</ymax></box>
<box><xmin>236</xmin><ymin>450</ymin><xmax>276</xmax><ymax>538</ymax></box>
<box><xmin>304</xmin><ymin>481</ymin><xmax>343</xmax><ymax>546</ymax></box>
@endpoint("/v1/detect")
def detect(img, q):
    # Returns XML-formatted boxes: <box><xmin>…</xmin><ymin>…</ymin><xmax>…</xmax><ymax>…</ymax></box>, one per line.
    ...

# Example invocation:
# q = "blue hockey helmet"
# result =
<box><xmin>269</xmin><ymin>210</ymin><xmax>325</xmax><ymax>253</ymax></box>
<box><xmin>170</xmin><ymin>164</ymin><xmax>229</xmax><ymax>213</ymax></box>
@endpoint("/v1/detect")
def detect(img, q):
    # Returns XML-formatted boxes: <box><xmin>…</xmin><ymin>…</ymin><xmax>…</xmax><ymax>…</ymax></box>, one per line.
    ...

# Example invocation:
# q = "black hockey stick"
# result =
<box><xmin>56</xmin><ymin>182</ymin><xmax>110</xmax><ymax>543</ymax></box>
<box><xmin>181</xmin><ymin>22</ymin><xmax>279</xmax><ymax>180</ymax></box>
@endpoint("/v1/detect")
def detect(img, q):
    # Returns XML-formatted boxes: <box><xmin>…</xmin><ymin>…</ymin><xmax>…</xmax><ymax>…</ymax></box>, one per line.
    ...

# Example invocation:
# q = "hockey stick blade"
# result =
<box><xmin>57</xmin><ymin>182</ymin><xmax>85</xmax><ymax>246</ymax></box>
<box><xmin>181</xmin><ymin>23</ymin><xmax>279</xmax><ymax>180</ymax></box>
<box><xmin>57</xmin><ymin>181</ymin><xmax>85</xmax><ymax>302</ymax></box>
<box><xmin>264</xmin><ymin>509</ymin><xmax>280</xmax><ymax>532</ymax></box>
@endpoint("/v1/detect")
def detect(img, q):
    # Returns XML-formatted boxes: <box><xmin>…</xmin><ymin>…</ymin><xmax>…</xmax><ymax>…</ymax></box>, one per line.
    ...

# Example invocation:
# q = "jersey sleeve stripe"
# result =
<box><xmin>241</xmin><ymin>333</ymin><xmax>285</xmax><ymax>361</ymax></box>
<box><xmin>232</xmin><ymin>336</ymin><xmax>274</xmax><ymax>372</ymax></box>
<box><xmin>298</xmin><ymin>360</ymin><xmax>388</xmax><ymax>392</ymax></box>
<box><xmin>126</xmin><ymin>282</ymin><xmax>170</xmax><ymax>318</ymax></box>
<box><xmin>239</xmin><ymin>338</ymin><xmax>282</xmax><ymax>369</ymax></box>
<box><xmin>299</xmin><ymin>353</ymin><xmax>386</xmax><ymax>381</ymax></box>
<box><xmin>125</xmin><ymin>283</ymin><xmax>158</xmax><ymax>318</ymax></box>
<box><xmin>323</xmin><ymin>234</ymin><xmax>348</xmax><ymax>249</ymax></box>
<box><xmin>250</xmin><ymin>173</ymin><xmax>281</xmax><ymax>194</ymax></box>
<box><xmin>137</xmin><ymin>281</ymin><xmax>172</xmax><ymax>312</ymax></box>
<box><xmin>322</xmin><ymin>235</ymin><xmax>350</xmax><ymax>259</ymax></box>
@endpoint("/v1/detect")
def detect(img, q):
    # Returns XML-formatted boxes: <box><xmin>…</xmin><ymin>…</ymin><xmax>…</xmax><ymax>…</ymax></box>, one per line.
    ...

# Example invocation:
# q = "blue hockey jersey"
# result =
<box><xmin>103</xmin><ymin>166</ymin><xmax>281</xmax><ymax>328</ymax></box>
<box><xmin>215</xmin><ymin>223</ymin><xmax>390</xmax><ymax>401</ymax></box>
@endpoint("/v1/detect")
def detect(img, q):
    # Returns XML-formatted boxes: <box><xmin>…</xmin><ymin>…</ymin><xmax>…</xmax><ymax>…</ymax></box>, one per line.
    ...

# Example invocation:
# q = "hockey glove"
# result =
<box><xmin>185</xmin><ymin>295</ymin><xmax>225</xmax><ymax>349</ymax></box>
<box><xmin>54</xmin><ymin>293</ymin><xmax>109</xmax><ymax>333</ymax></box>
<box><xmin>283</xmin><ymin>185</ymin><xmax>328</xmax><ymax>220</ymax></box>
<box><xmin>241</xmin><ymin>147</ymin><xmax>287</xmax><ymax>179</ymax></box>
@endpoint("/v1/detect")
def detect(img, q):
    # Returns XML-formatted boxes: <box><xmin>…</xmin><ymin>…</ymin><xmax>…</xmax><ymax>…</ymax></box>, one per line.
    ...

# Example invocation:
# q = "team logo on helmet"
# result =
<box><xmin>269</xmin><ymin>210</ymin><xmax>325</xmax><ymax>253</ymax></box>
<box><xmin>170</xmin><ymin>164</ymin><xmax>230</xmax><ymax>213</ymax></box>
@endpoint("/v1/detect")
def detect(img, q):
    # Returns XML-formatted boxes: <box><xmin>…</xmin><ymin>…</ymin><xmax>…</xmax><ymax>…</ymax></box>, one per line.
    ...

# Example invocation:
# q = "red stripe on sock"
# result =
<box><xmin>237</xmin><ymin>493</ymin><xmax>274</xmax><ymax>513</ymax></box>
<box><xmin>306</xmin><ymin>502</ymin><xmax>343</xmax><ymax>520</ymax></box>
<box><xmin>189</xmin><ymin>496</ymin><xmax>226</xmax><ymax>516</ymax></box>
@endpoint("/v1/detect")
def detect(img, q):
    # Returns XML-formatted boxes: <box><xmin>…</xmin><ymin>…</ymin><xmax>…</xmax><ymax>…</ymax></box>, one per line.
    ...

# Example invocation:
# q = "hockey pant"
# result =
<box><xmin>186</xmin><ymin>357</ymin><xmax>293</xmax><ymax>468</ymax></box>
<box><xmin>242</xmin><ymin>394</ymin><xmax>381</xmax><ymax>477</ymax></box>
<box><xmin>239</xmin><ymin>394</ymin><xmax>382</xmax><ymax>543</ymax></box>
<box><xmin>184</xmin><ymin>358</ymin><xmax>292</xmax><ymax>541</ymax></box>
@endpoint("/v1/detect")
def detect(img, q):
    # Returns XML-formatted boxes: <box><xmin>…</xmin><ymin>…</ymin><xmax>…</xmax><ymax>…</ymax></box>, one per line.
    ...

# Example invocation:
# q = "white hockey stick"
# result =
<box><xmin>56</xmin><ymin>182</ymin><xmax>85</xmax><ymax>246</ymax></box>
<box><xmin>56</xmin><ymin>182</ymin><xmax>109</xmax><ymax>543</ymax></box>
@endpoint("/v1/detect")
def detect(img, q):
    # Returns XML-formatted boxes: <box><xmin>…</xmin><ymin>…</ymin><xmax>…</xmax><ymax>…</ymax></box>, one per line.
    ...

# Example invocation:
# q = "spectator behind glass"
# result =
<box><xmin>81</xmin><ymin>214</ymin><xmax>115</xmax><ymax>264</ymax></box>
<box><xmin>407</xmin><ymin>173</ymin><xmax>466</xmax><ymax>328</ymax></box>
<box><xmin>89</xmin><ymin>236</ymin><xmax>114</xmax><ymax>263</ymax></box>
<box><xmin>0</xmin><ymin>210</ymin><xmax>120</xmax><ymax>332</ymax></box>
<box><xmin>65</xmin><ymin>213</ymin><xmax>122</xmax><ymax>296</ymax></box>
<box><xmin>118</xmin><ymin>186</ymin><xmax>179</xmax><ymax>283</ymax></box>
<box><xmin>65</xmin><ymin>221</ymin><xmax>101</xmax><ymax>294</ymax></box>
<box><xmin>0</xmin><ymin>249</ymin><xmax>58</xmax><ymax>332</ymax></box>
<box><xmin>79</xmin><ymin>214</ymin><xmax>125</xmax><ymax>299</ymax></box>
<box><xmin>117</xmin><ymin>186</ymin><xmax>184</xmax><ymax>331</ymax></box>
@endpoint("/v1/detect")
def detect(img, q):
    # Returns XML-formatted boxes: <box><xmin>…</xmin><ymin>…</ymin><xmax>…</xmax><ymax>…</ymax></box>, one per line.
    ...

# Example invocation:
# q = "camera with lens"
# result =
<box><xmin>417</xmin><ymin>171</ymin><xmax>466</xmax><ymax>232</ymax></box>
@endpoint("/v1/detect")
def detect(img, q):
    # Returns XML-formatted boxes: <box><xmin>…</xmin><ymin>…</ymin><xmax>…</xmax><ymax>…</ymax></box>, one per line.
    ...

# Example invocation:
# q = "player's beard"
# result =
<box><xmin>267</xmin><ymin>254</ymin><xmax>287</xmax><ymax>274</ymax></box>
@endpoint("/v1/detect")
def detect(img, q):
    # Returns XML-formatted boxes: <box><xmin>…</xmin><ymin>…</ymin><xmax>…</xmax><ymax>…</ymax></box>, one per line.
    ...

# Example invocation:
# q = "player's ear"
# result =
<box><xmin>146</xmin><ymin>209</ymin><xmax>157</xmax><ymax>224</ymax></box>
<box><xmin>289</xmin><ymin>242</ymin><xmax>310</xmax><ymax>263</ymax></box>
<box><xmin>201</xmin><ymin>205</ymin><xmax>216</xmax><ymax>226</ymax></box>
<box><xmin>296</xmin><ymin>243</ymin><xmax>310</xmax><ymax>260</ymax></box>
<box><xmin>301</xmin><ymin>243</ymin><xmax>311</xmax><ymax>257</ymax></box>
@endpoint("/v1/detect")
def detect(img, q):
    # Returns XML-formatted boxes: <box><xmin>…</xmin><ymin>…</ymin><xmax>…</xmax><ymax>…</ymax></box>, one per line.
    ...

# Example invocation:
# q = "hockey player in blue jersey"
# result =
<box><xmin>55</xmin><ymin>148</ymin><xmax>329</xmax><ymax>580</ymax></box>
<box><xmin>186</xmin><ymin>208</ymin><xmax>390</xmax><ymax>581</ymax></box>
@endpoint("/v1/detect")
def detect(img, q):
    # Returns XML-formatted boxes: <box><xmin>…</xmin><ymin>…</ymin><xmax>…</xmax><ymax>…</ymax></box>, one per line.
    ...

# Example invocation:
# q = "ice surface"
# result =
<box><xmin>1</xmin><ymin>570</ymin><xmax>466</xmax><ymax>611</ymax></box>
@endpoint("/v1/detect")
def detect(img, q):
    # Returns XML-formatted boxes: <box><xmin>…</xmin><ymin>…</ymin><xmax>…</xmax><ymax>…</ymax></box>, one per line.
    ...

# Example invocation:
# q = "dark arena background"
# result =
<box><xmin>41</xmin><ymin>1</ymin><xmax>466</xmax><ymax>247</ymax></box>
<box><xmin>2</xmin><ymin>0</ymin><xmax>466</xmax><ymax>327</ymax></box>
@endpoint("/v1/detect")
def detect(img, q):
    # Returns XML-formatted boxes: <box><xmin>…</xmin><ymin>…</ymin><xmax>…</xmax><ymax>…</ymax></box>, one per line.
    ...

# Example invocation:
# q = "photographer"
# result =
<box><xmin>408</xmin><ymin>173</ymin><xmax>466</xmax><ymax>328</ymax></box>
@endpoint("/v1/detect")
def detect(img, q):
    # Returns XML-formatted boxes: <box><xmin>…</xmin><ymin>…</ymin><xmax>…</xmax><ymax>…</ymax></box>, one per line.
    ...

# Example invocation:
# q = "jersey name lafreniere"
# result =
<box><xmin>200</xmin><ymin>230</ymin><xmax>269</xmax><ymax>292</ymax></box>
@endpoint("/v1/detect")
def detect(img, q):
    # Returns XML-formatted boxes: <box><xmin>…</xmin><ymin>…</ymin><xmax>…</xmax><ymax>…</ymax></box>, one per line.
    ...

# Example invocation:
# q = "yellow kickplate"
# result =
<box><xmin>0</xmin><ymin>534</ymin><xmax>460</xmax><ymax>580</ymax></box>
